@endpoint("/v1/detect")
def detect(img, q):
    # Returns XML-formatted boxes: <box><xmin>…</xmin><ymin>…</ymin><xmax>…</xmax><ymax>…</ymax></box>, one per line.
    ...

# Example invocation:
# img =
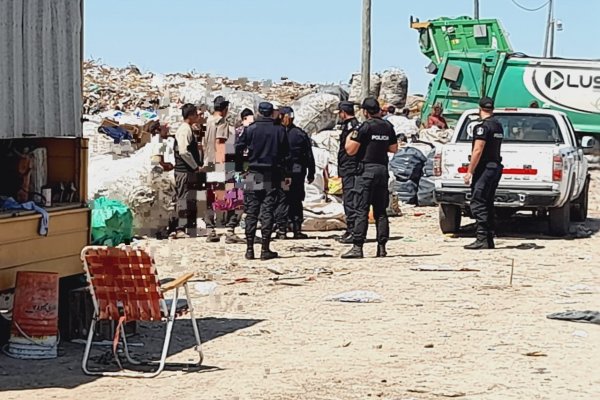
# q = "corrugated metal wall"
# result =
<box><xmin>0</xmin><ymin>0</ymin><xmax>82</xmax><ymax>138</ymax></box>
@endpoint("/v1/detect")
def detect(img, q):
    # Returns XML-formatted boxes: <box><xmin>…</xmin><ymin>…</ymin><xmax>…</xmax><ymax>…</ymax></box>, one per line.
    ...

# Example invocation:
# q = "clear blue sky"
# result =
<box><xmin>85</xmin><ymin>0</ymin><xmax>600</xmax><ymax>94</ymax></box>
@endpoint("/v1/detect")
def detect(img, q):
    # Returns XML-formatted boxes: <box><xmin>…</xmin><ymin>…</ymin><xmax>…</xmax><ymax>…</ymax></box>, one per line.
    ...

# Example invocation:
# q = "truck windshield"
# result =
<box><xmin>457</xmin><ymin>114</ymin><xmax>564</xmax><ymax>144</ymax></box>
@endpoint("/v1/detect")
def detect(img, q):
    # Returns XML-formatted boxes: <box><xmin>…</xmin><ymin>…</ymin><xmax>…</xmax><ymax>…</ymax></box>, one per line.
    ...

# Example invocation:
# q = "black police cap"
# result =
<box><xmin>361</xmin><ymin>97</ymin><xmax>381</xmax><ymax>114</ymax></box>
<box><xmin>214</xmin><ymin>95</ymin><xmax>230</xmax><ymax>110</ymax></box>
<box><xmin>258</xmin><ymin>102</ymin><xmax>274</xmax><ymax>114</ymax></box>
<box><xmin>479</xmin><ymin>97</ymin><xmax>495</xmax><ymax>110</ymax></box>
<box><xmin>338</xmin><ymin>101</ymin><xmax>355</xmax><ymax>114</ymax></box>
<box><xmin>280</xmin><ymin>106</ymin><xmax>294</xmax><ymax>116</ymax></box>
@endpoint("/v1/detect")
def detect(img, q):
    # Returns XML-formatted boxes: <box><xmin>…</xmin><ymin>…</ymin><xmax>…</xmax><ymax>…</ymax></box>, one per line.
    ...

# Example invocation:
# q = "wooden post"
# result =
<box><xmin>361</xmin><ymin>0</ymin><xmax>371</xmax><ymax>101</ymax></box>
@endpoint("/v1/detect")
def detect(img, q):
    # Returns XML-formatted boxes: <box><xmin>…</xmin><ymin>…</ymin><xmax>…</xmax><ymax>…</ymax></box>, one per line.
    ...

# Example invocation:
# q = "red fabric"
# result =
<box><xmin>427</xmin><ymin>115</ymin><xmax>448</xmax><ymax>129</ymax></box>
<box><xmin>84</xmin><ymin>248</ymin><xmax>164</xmax><ymax>322</ymax></box>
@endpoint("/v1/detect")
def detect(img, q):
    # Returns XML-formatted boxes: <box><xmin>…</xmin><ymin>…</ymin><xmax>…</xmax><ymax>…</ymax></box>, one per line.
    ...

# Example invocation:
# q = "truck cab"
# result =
<box><xmin>435</xmin><ymin>108</ymin><xmax>593</xmax><ymax>236</ymax></box>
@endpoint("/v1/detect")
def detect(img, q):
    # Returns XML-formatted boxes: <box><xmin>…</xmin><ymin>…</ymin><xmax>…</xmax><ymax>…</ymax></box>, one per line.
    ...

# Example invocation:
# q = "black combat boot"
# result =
<box><xmin>464</xmin><ymin>235</ymin><xmax>492</xmax><ymax>250</ymax></box>
<box><xmin>245</xmin><ymin>241</ymin><xmax>255</xmax><ymax>260</ymax></box>
<box><xmin>276</xmin><ymin>230</ymin><xmax>287</xmax><ymax>240</ymax></box>
<box><xmin>292</xmin><ymin>223</ymin><xmax>309</xmax><ymax>240</ymax></box>
<box><xmin>337</xmin><ymin>232</ymin><xmax>354</xmax><ymax>244</ymax></box>
<box><xmin>487</xmin><ymin>234</ymin><xmax>496</xmax><ymax>249</ymax></box>
<box><xmin>376</xmin><ymin>244</ymin><xmax>387</xmax><ymax>257</ymax></box>
<box><xmin>341</xmin><ymin>245</ymin><xmax>364</xmax><ymax>259</ymax></box>
<box><xmin>260</xmin><ymin>238</ymin><xmax>279</xmax><ymax>260</ymax></box>
<box><xmin>206</xmin><ymin>229</ymin><xmax>220</xmax><ymax>243</ymax></box>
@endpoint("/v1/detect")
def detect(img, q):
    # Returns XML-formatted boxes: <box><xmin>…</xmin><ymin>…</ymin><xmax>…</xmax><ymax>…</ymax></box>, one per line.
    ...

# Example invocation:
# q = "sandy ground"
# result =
<box><xmin>2</xmin><ymin>173</ymin><xmax>600</xmax><ymax>400</ymax></box>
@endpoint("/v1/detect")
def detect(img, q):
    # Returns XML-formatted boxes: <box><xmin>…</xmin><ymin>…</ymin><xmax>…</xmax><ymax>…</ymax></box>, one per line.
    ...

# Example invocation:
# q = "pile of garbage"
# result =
<box><xmin>83</xmin><ymin>61</ymin><xmax>422</xmax><ymax>234</ymax></box>
<box><xmin>84</xmin><ymin>60</ymin><xmax>321</xmax><ymax>117</ymax></box>
<box><xmin>349</xmin><ymin>69</ymin><xmax>409</xmax><ymax>108</ymax></box>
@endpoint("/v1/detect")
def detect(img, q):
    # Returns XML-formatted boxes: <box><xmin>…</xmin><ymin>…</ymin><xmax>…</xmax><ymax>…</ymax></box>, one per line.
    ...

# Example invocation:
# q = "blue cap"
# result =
<box><xmin>280</xmin><ymin>106</ymin><xmax>294</xmax><ymax>116</ymax></box>
<box><xmin>258</xmin><ymin>102</ymin><xmax>274</xmax><ymax>115</ymax></box>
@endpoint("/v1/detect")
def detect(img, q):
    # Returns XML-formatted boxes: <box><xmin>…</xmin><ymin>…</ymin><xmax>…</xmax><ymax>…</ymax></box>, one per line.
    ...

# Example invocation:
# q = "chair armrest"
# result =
<box><xmin>161</xmin><ymin>273</ymin><xmax>195</xmax><ymax>292</ymax></box>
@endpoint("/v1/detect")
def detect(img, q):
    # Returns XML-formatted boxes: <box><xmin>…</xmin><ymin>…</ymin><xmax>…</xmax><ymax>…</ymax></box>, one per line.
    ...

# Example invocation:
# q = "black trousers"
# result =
<box><xmin>174</xmin><ymin>171</ymin><xmax>198</xmax><ymax>233</ymax></box>
<box><xmin>352</xmin><ymin>164</ymin><xmax>390</xmax><ymax>246</ymax></box>
<box><xmin>243</xmin><ymin>171</ymin><xmax>281</xmax><ymax>242</ymax></box>
<box><xmin>274</xmin><ymin>182</ymin><xmax>288</xmax><ymax>232</ymax></box>
<box><xmin>341</xmin><ymin>174</ymin><xmax>358</xmax><ymax>235</ymax></box>
<box><xmin>275</xmin><ymin>173</ymin><xmax>306</xmax><ymax>231</ymax></box>
<box><xmin>470</xmin><ymin>162</ymin><xmax>503</xmax><ymax>239</ymax></box>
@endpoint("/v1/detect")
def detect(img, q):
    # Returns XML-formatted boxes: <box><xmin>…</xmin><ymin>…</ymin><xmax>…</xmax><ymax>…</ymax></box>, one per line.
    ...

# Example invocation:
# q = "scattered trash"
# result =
<box><xmin>563</xmin><ymin>285</ymin><xmax>598</xmax><ymax>295</ymax></box>
<box><xmin>434</xmin><ymin>391</ymin><xmax>466</xmax><ymax>398</ymax></box>
<box><xmin>524</xmin><ymin>351</ymin><xmax>547</xmax><ymax>357</ymax></box>
<box><xmin>514</xmin><ymin>243</ymin><xmax>543</xmax><ymax>250</ymax></box>
<box><xmin>194</xmin><ymin>281</ymin><xmax>218</xmax><ymax>296</ymax></box>
<box><xmin>269</xmin><ymin>275</ymin><xmax>304</xmax><ymax>282</ymax></box>
<box><xmin>509</xmin><ymin>258</ymin><xmax>515</xmax><ymax>286</ymax></box>
<box><xmin>547</xmin><ymin>310</ymin><xmax>600</xmax><ymax>325</ymax></box>
<box><xmin>266</xmin><ymin>266</ymin><xmax>285</xmax><ymax>276</ymax></box>
<box><xmin>572</xmin><ymin>330</ymin><xmax>589</xmax><ymax>338</ymax></box>
<box><xmin>410</xmin><ymin>265</ymin><xmax>480</xmax><ymax>272</ymax></box>
<box><xmin>572</xmin><ymin>225</ymin><xmax>593</xmax><ymax>238</ymax></box>
<box><xmin>407</xmin><ymin>388</ymin><xmax>429</xmax><ymax>394</ymax></box>
<box><xmin>226</xmin><ymin>278</ymin><xmax>252</xmax><ymax>285</ymax></box>
<box><xmin>326</xmin><ymin>290</ymin><xmax>383</xmax><ymax>303</ymax></box>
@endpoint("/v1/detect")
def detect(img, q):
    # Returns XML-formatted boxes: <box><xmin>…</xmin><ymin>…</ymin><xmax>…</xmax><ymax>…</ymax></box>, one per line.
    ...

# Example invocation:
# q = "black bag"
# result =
<box><xmin>417</xmin><ymin>177</ymin><xmax>436</xmax><ymax>206</ymax></box>
<box><xmin>389</xmin><ymin>147</ymin><xmax>427</xmax><ymax>183</ymax></box>
<box><xmin>392</xmin><ymin>180</ymin><xmax>418</xmax><ymax>205</ymax></box>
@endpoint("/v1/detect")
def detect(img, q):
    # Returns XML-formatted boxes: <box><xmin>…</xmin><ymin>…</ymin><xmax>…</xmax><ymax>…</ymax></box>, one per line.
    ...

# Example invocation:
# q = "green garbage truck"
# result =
<box><xmin>412</xmin><ymin>16</ymin><xmax>600</xmax><ymax>150</ymax></box>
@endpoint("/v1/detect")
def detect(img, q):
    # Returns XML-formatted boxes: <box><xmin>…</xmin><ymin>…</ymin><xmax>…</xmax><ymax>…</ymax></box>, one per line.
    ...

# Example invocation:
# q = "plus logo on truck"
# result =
<box><xmin>524</xmin><ymin>65</ymin><xmax>600</xmax><ymax>113</ymax></box>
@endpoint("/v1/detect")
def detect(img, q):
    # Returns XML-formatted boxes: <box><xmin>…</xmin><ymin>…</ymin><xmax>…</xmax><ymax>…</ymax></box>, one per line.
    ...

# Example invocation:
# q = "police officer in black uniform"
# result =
<box><xmin>337</xmin><ymin>101</ymin><xmax>360</xmax><ymax>244</ymax></box>
<box><xmin>342</xmin><ymin>97</ymin><xmax>398</xmax><ymax>259</ymax></box>
<box><xmin>273</xmin><ymin>106</ymin><xmax>315</xmax><ymax>239</ymax></box>
<box><xmin>236</xmin><ymin>102</ymin><xmax>291</xmax><ymax>260</ymax></box>
<box><xmin>463</xmin><ymin>97</ymin><xmax>504</xmax><ymax>250</ymax></box>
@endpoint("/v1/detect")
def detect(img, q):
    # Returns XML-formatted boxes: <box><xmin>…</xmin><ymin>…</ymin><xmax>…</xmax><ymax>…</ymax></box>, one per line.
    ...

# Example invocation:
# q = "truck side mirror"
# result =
<box><xmin>581</xmin><ymin>136</ymin><xmax>595</xmax><ymax>149</ymax></box>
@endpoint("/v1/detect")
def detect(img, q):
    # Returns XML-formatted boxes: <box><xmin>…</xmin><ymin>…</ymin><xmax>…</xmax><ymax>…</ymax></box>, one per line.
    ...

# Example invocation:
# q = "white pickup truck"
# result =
<box><xmin>434</xmin><ymin>108</ymin><xmax>594</xmax><ymax>236</ymax></box>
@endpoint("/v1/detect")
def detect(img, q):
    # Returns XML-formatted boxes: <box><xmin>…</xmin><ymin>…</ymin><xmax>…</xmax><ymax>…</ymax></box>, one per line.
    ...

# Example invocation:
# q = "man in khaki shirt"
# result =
<box><xmin>203</xmin><ymin>96</ymin><xmax>231</xmax><ymax>167</ymax></box>
<box><xmin>201</xmin><ymin>96</ymin><xmax>244</xmax><ymax>243</ymax></box>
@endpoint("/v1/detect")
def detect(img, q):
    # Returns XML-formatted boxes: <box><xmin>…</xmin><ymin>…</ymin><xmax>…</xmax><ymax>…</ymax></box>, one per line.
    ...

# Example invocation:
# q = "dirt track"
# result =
<box><xmin>2</xmin><ymin>173</ymin><xmax>600</xmax><ymax>400</ymax></box>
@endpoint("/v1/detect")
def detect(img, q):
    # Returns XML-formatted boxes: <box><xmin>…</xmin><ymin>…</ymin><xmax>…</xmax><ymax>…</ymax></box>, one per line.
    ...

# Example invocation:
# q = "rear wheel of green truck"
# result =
<box><xmin>549</xmin><ymin>201</ymin><xmax>571</xmax><ymax>236</ymax></box>
<box><xmin>571</xmin><ymin>178</ymin><xmax>589</xmax><ymax>222</ymax></box>
<box><xmin>439</xmin><ymin>204</ymin><xmax>461</xmax><ymax>234</ymax></box>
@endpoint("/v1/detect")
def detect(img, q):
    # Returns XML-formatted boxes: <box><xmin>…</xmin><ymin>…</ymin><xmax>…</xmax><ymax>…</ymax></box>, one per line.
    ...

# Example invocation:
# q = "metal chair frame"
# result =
<box><xmin>80</xmin><ymin>246</ymin><xmax>203</xmax><ymax>378</ymax></box>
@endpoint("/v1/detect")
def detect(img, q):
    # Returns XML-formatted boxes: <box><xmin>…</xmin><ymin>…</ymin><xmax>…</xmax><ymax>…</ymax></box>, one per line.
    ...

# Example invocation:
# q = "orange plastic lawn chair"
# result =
<box><xmin>80</xmin><ymin>246</ymin><xmax>203</xmax><ymax>377</ymax></box>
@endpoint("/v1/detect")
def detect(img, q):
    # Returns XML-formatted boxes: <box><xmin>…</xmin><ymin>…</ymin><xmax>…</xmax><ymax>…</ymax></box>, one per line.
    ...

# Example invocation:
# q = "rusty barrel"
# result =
<box><xmin>7</xmin><ymin>271</ymin><xmax>59</xmax><ymax>359</ymax></box>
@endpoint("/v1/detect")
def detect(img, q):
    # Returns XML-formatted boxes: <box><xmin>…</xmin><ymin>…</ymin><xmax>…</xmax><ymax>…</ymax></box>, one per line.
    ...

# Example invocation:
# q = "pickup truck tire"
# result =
<box><xmin>571</xmin><ymin>178</ymin><xmax>589</xmax><ymax>222</ymax></box>
<box><xmin>439</xmin><ymin>204</ymin><xmax>461</xmax><ymax>233</ymax></box>
<box><xmin>548</xmin><ymin>200</ymin><xmax>571</xmax><ymax>236</ymax></box>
